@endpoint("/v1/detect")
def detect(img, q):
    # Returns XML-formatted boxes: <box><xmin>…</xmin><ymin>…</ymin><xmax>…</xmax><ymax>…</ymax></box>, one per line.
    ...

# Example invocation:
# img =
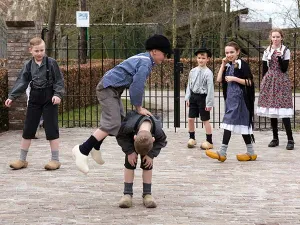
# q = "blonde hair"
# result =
<box><xmin>134</xmin><ymin>130</ymin><xmax>153</xmax><ymax>156</ymax></box>
<box><xmin>269</xmin><ymin>28</ymin><xmax>284</xmax><ymax>51</ymax></box>
<box><xmin>29</xmin><ymin>37</ymin><xmax>44</xmax><ymax>47</ymax></box>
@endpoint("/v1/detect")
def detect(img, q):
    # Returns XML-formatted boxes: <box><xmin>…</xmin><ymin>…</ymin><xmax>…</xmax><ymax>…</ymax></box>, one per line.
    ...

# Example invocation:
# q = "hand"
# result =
<box><xmin>275</xmin><ymin>51</ymin><xmax>282</xmax><ymax>57</ymax></box>
<box><xmin>52</xmin><ymin>96</ymin><xmax>61</xmax><ymax>105</ymax></box>
<box><xmin>186</xmin><ymin>101</ymin><xmax>190</xmax><ymax>107</ymax></box>
<box><xmin>225</xmin><ymin>76</ymin><xmax>236</xmax><ymax>83</ymax></box>
<box><xmin>137</xmin><ymin>107</ymin><xmax>152</xmax><ymax>116</ymax></box>
<box><xmin>205</xmin><ymin>107</ymin><xmax>212</xmax><ymax>111</ymax></box>
<box><xmin>5</xmin><ymin>99</ymin><xmax>12</xmax><ymax>107</ymax></box>
<box><xmin>143</xmin><ymin>155</ymin><xmax>153</xmax><ymax>169</ymax></box>
<box><xmin>128</xmin><ymin>152</ymin><xmax>138</xmax><ymax>167</ymax></box>
<box><xmin>222</xmin><ymin>57</ymin><xmax>229</xmax><ymax>65</ymax></box>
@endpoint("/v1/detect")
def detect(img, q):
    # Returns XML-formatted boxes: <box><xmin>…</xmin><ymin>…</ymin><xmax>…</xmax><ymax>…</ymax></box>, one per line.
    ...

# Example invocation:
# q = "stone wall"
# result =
<box><xmin>5</xmin><ymin>21</ymin><xmax>43</xmax><ymax>129</ymax></box>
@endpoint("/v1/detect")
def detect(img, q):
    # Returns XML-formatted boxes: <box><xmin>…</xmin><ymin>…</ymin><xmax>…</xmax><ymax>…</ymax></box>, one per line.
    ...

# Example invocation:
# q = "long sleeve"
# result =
<box><xmin>116</xmin><ymin>125</ymin><xmax>135</xmax><ymax>155</ymax></box>
<box><xmin>8</xmin><ymin>63</ymin><xmax>31</xmax><ymax>100</ymax></box>
<box><xmin>277</xmin><ymin>57</ymin><xmax>289</xmax><ymax>73</ymax></box>
<box><xmin>51</xmin><ymin>59</ymin><xmax>65</xmax><ymax>99</ymax></box>
<box><xmin>205</xmin><ymin>71</ymin><xmax>214</xmax><ymax>107</ymax></box>
<box><xmin>262</xmin><ymin>61</ymin><xmax>268</xmax><ymax>77</ymax></box>
<box><xmin>129</xmin><ymin>65</ymin><xmax>151</xmax><ymax>106</ymax></box>
<box><xmin>147</xmin><ymin>129</ymin><xmax>167</xmax><ymax>159</ymax></box>
<box><xmin>184</xmin><ymin>75</ymin><xmax>191</xmax><ymax>101</ymax></box>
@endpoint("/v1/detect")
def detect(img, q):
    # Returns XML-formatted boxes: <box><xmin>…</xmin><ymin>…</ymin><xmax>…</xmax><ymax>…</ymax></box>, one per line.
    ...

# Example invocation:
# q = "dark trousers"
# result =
<box><xmin>23</xmin><ymin>86</ymin><xmax>59</xmax><ymax>140</ymax></box>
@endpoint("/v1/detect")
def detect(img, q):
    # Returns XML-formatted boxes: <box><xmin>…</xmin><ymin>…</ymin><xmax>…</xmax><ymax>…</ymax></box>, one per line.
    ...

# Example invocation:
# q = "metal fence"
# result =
<box><xmin>50</xmin><ymin>33</ymin><xmax>300</xmax><ymax>130</ymax></box>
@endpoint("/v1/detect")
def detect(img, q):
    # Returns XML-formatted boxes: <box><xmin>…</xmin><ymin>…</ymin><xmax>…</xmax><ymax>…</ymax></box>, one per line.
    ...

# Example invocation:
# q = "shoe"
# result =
<box><xmin>268</xmin><ymin>139</ymin><xmax>279</xmax><ymax>147</ymax></box>
<box><xmin>187</xmin><ymin>139</ymin><xmax>197</xmax><ymax>148</ymax></box>
<box><xmin>200</xmin><ymin>141</ymin><xmax>213</xmax><ymax>150</ymax></box>
<box><xmin>205</xmin><ymin>150</ymin><xmax>227</xmax><ymax>162</ymax></box>
<box><xmin>236</xmin><ymin>153</ymin><xmax>257</xmax><ymax>161</ymax></box>
<box><xmin>143</xmin><ymin>194</ymin><xmax>157</xmax><ymax>208</ymax></box>
<box><xmin>44</xmin><ymin>160</ymin><xmax>61</xmax><ymax>170</ymax></box>
<box><xmin>9</xmin><ymin>160</ymin><xmax>28</xmax><ymax>170</ymax></box>
<box><xmin>286</xmin><ymin>140</ymin><xmax>295</xmax><ymax>150</ymax></box>
<box><xmin>119</xmin><ymin>194</ymin><xmax>132</xmax><ymax>208</ymax></box>
<box><xmin>72</xmin><ymin>145</ymin><xmax>89</xmax><ymax>174</ymax></box>
<box><xmin>91</xmin><ymin>149</ymin><xmax>105</xmax><ymax>165</ymax></box>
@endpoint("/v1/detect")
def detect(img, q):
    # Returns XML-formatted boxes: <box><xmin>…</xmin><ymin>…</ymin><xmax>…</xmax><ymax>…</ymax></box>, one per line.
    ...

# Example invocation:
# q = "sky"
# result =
<box><xmin>232</xmin><ymin>0</ymin><xmax>299</xmax><ymax>28</ymax></box>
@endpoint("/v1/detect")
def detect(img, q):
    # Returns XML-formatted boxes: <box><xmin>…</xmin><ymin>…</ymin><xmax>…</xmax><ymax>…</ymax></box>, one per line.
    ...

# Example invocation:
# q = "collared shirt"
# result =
<box><xmin>185</xmin><ymin>66</ymin><xmax>214</xmax><ymax>107</ymax></box>
<box><xmin>9</xmin><ymin>56</ymin><xmax>64</xmax><ymax>100</ymax></box>
<box><xmin>101</xmin><ymin>52</ymin><xmax>155</xmax><ymax>106</ymax></box>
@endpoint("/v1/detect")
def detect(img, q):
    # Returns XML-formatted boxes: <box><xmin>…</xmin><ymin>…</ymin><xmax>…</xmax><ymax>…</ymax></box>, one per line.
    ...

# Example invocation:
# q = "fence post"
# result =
<box><xmin>174</xmin><ymin>48</ymin><xmax>182</xmax><ymax>128</ymax></box>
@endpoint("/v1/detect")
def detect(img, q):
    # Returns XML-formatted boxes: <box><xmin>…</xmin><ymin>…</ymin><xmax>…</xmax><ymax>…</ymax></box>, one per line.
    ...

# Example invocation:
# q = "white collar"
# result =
<box><xmin>266</xmin><ymin>45</ymin><xmax>286</xmax><ymax>60</ymax></box>
<box><xmin>225</xmin><ymin>59</ymin><xmax>242</xmax><ymax>69</ymax></box>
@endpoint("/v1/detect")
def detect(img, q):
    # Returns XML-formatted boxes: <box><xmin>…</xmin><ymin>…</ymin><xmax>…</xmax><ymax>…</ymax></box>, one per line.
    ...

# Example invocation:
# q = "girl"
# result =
<box><xmin>206</xmin><ymin>41</ymin><xmax>256</xmax><ymax>162</ymax></box>
<box><xmin>256</xmin><ymin>29</ymin><xmax>294</xmax><ymax>150</ymax></box>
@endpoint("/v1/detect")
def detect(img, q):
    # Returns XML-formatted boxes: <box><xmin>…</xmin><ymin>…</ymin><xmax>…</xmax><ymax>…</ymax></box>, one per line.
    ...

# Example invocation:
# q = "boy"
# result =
<box><xmin>5</xmin><ymin>37</ymin><xmax>64</xmax><ymax>170</ymax></box>
<box><xmin>185</xmin><ymin>48</ymin><xmax>214</xmax><ymax>149</ymax></box>
<box><xmin>116</xmin><ymin>110</ymin><xmax>167</xmax><ymax>208</ymax></box>
<box><xmin>72</xmin><ymin>34</ymin><xmax>172</xmax><ymax>174</ymax></box>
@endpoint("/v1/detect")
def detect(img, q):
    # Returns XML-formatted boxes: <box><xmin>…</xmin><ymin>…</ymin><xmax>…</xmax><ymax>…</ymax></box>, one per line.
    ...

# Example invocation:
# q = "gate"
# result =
<box><xmin>50</xmin><ymin>33</ymin><xmax>299</xmax><ymax>130</ymax></box>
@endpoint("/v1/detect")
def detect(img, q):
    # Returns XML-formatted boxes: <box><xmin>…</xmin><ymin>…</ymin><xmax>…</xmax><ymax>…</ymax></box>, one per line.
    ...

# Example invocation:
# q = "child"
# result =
<box><xmin>206</xmin><ymin>41</ymin><xmax>256</xmax><ymax>162</ymax></box>
<box><xmin>116</xmin><ymin>110</ymin><xmax>167</xmax><ymax>208</ymax></box>
<box><xmin>185</xmin><ymin>48</ymin><xmax>214</xmax><ymax>149</ymax></box>
<box><xmin>256</xmin><ymin>28</ymin><xmax>294</xmax><ymax>150</ymax></box>
<box><xmin>72</xmin><ymin>34</ymin><xmax>172</xmax><ymax>174</ymax></box>
<box><xmin>5</xmin><ymin>37</ymin><xmax>64</xmax><ymax>170</ymax></box>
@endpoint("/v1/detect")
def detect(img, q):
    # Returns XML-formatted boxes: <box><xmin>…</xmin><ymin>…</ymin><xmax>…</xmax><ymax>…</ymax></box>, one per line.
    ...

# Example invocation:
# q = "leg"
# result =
<box><xmin>44</xmin><ymin>138</ymin><xmax>61</xmax><ymax>170</ymax></box>
<box><xmin>187</xmin><ymin>118</ymin><xmax>197</xmax><ymax>148</ymax></box>
<box><xmin>205</xmin><ymin>129</ymin><xmax>230</xmax><ymax>162</ymax></box>
<box><xmin>119</xmin><ymin>156</ymin><xmax>136</xmax><ymax>208</ymax></box>
<box><xmin>200</xmin><ymin>120</ymin><xmax>213</xmax><ymax>149</ymax></box>
<box><xmin>268</xmin><ymin>118</ymin><xmax>279</xmax><ymax>147</ymax></box>
<box><xmin>282</xmin><ymin>118</ymin><xmax>294</xmax><ymax>150</ymax></box>
<box><xmin>236</xmin><ymin>135</ymin><xmax>257</xmax><ymax>161</ymax></box>
<box><xmin>142</xmin><ymin>168</ymin><xmax>157</xmax><ymax>208</ymax></box>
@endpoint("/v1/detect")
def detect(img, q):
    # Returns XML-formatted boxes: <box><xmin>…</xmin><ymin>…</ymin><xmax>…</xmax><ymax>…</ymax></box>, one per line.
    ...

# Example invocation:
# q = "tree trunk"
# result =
<box><xmin>46</xmin><ymin>0</ymin><xmax>57</xmax><ymax>57</ymax></box>
<box><xmin>172</xmin><ymin>0</ymin><xmax>177</xmax><ymax>48</ymax></box>
<box><xmin>79</xmin><ymin>0</ymin><xmax>87</xmax><ymax>64</ymax></box>
<box><xmin>219</xmin><ymin>0</ymin><xmax>230</xmax><ymax>57</ymax></box>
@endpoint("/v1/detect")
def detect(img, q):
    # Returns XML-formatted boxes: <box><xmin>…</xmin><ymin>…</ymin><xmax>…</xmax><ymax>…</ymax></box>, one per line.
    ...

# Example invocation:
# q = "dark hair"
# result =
<box><xmin>134</xmin><ymin>130</ymin><xmax>153</xmax><ymax>155</ymax></box>
<box><xmin>194</xmin><ymin>48</ymin><xmax>212</xmax><ymax>58</ymax></box>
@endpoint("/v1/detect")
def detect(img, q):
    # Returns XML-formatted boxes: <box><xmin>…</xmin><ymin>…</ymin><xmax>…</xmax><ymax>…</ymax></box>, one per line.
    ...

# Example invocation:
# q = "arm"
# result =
<box><xmin>129</xmin><ymin>65</ymin><xmax>151</xmax><ymax>107</ymax></box>
<box><xmin>8</xmin><ymin>64</ymin><xmax>30</xmax><ymax>101</ymax></box>
<box><xmin>51</xmin><ymin>59</ymin><xmax>65</xmax><ymax>99</ymax></box>
<box><xmin>205</xmin><ymin>71</ymin><xmax>214</xmax><ymax>108</ymax></box>
<box><xmin>184</xmin><ymin>74</ymin><xmax>191</xmax><ymax>101</ymax></box>
<box><xmin>262</xmin><ymin>61</ymin><xmax>268</xmax><ymax>77</ymax></box>
<box><xmin>216</xmin><ymin>57</ymin><xmax>228</xmax><ymax>83</ymax></box>
<box><xmin>277</xmin><ymin>48</ymin><xmax>290</xmax><ymax>73</ymax></box>
<box><xmin>147</xmin><ymin>129</ymin><xmax>167</xmax><ymax>159</ymax></box>
<box><xmin>116</xmin><ymin>126</ymin><xmax>135</xmax><ymax>155</ymax></box>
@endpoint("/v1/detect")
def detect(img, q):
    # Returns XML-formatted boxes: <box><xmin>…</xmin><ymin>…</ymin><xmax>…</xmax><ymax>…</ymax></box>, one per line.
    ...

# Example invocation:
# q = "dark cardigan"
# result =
<box><xmin>222</xmin><ymin>59</ymin><xmax>255</xmax><ymax>140</ymax></box>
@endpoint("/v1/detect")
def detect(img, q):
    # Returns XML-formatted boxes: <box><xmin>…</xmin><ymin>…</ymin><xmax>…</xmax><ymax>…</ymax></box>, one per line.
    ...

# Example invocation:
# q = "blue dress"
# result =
<box><xmin>220</xmin><ymin>64</ymin><xmax>253</xmax><ymax>134</ymax></box>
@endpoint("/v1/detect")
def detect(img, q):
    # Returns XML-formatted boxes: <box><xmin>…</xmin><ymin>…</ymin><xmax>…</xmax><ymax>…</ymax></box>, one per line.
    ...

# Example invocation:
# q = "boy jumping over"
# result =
<box><xmin>72</xmin><ymin>34</ymin><xmax>172</xmax><ymax>174</ymax></box>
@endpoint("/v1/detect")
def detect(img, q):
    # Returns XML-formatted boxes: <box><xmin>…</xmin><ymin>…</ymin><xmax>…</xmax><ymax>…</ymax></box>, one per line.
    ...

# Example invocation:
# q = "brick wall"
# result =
<box><xmin>6</xmin><ymin>21</ymin><xmax>43</xmax><ymax>129</ymax></box>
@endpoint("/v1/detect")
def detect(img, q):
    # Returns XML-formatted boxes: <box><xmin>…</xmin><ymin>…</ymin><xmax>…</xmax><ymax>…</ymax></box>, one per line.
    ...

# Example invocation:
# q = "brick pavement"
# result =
<box><xmin>0</xmin><ymin>128</ymin><xmax>300</xmax><ymax>225</ymax></box>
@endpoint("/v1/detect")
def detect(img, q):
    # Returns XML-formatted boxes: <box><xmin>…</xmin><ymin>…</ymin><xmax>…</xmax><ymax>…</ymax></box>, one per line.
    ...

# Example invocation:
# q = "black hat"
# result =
<box><xmin>194</xmin><ymin>48</ymin><xmax>212</xmax><ymax>58</ymax></box>
<box><xmin>145</xmin><ymin>34</ymin><xmax>173</xmax><ymax>57</ymax></box>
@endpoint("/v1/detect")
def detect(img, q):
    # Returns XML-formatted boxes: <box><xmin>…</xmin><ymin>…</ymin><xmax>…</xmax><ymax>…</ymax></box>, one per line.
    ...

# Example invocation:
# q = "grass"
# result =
<box><xmin>58</xmin><ymin>98</ymin><xmax>162</xmax><ymax>128</ymax></box>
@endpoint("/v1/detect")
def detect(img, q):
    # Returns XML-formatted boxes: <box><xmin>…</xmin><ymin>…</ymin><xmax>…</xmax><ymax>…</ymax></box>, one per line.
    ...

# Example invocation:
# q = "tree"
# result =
<box><xmin>172</xmin><ymin>0</ymin><xmax>177</xmax><ymax>48</ymax></box>
<box><xmin>46</xmin><ymin>0</ymin><xmax>57</xmax><ymax>57</ymax></box>
<box><xmin>219</xmin><ymin>0</ymin><xmax>230</xmax><ymax>57</ymax></box>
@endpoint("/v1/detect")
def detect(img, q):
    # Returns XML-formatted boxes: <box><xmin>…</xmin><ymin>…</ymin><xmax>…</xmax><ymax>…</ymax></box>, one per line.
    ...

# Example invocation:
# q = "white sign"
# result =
<box><xmin>76</xmin><ymin>11</ymin><xmax>90</xmax><ymax>27</ymax></box>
